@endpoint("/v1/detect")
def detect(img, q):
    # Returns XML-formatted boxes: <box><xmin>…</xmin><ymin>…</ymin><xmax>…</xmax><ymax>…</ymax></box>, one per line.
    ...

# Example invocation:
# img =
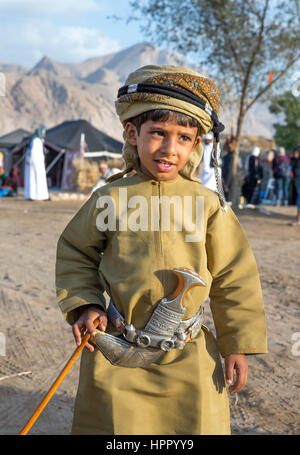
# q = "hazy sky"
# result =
<box><xmin>0</xmin><ymin>0</ymin><xmax>147</xmax><ymax>67</ymax></box>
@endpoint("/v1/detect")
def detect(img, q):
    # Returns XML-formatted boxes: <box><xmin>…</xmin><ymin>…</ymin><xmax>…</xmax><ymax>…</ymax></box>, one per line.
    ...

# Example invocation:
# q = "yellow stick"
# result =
<box><xmin>19</xmin><ymin>320</ymin><xmax>99</xmax><ymax>435</ymax></box>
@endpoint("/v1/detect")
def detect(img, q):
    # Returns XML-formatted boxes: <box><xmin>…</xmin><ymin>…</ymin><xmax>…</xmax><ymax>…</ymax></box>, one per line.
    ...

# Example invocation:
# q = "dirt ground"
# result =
<box><xmin>0</xmin><ymin>194</ymin><xmax>299</xmax><ymax>435</ymax></box>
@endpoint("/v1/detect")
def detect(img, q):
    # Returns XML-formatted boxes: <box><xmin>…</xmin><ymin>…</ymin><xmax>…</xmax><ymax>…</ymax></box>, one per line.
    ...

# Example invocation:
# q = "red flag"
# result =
<box><xmin>268</xmin><ymin>72</ymin><xmax>274</xmax><ymax>83</ymax></box>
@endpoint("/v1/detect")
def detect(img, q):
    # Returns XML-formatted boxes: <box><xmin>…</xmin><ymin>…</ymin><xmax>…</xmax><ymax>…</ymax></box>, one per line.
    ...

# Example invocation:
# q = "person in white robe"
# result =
<box><xmin>200</xmin><ymin>132</ymin><xmax>221</xmax><ymax>192</ymax></box>
<box><xmin>24</xmin><ymin>126</ymin><xmax>49</xmax><ymax>201</ymax></box>
<box><xmin>91</xmin><ymin>162</ymin><xmax>121</xmax><ymax>193</ymax></box>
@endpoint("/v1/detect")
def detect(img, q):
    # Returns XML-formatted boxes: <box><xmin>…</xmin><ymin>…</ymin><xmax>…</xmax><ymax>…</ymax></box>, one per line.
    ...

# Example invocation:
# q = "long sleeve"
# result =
<box><xmin>206</xmin><ymin>205</ymin><xmax>268</xmax><ymax>357</ymax></box>
<box><xmin>56</xmin><ymin>192</ymin><xmax>108</xmax><ymax>325</ymax></box>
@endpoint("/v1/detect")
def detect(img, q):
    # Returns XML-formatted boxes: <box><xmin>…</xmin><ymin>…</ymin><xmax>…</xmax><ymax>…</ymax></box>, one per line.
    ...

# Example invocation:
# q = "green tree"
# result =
<box><xmin>129</xmin><ymin>0</ymin><xmax>300</xmax><ymax>206</ymax></box>
<box><xmin>269</xmin><ymin>92</ymin><xmax>300</xmax><ymax>151</ymax></box>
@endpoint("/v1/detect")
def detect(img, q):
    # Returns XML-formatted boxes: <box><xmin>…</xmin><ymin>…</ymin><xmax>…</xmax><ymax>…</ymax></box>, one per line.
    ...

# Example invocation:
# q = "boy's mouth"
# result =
<box><xmin>154</xmin><ymin>159</ymin><xmax>176</xmax><ymax>172</ymax></box>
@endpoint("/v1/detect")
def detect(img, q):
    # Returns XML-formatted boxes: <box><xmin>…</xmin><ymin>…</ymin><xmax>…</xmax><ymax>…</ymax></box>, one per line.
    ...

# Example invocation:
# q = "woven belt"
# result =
<box><xmin>121</xmin><ymin>306</ymin><xmax>203</xmax><ymax>352</ymax></box>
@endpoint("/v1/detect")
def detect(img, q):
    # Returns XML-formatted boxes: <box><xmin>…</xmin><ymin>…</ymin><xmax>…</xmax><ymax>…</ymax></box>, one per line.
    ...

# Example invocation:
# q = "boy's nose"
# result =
<box><xmin>162</xmin><ymin>136</ymin><xmax>177</xmax><ymax>155</ymax></box>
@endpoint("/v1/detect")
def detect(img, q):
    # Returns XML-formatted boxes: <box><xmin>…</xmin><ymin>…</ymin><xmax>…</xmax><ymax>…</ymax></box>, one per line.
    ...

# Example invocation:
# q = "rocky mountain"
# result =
<box><xmin>0</xmin><ymin>42</ymin><xmax>275</xmax><ymax>144</ymax></box>
<box><xmin>0</xmin><ymin>62</ymin><xmax>28</xmax><ymax>74</ymax></box>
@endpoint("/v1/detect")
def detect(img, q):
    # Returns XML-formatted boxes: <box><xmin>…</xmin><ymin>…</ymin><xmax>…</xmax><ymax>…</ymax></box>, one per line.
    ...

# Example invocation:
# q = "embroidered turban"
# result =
<box><xmin>114</xmin><ymin>65</ymin><xmax>222</xmax><ymax>182</ymax></box>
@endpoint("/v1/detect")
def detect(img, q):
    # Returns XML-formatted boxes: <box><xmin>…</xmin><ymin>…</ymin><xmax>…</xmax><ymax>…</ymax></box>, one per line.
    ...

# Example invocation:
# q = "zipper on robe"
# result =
<box><xmin>152</xmin><ymin>180</ymin><xmax>165</xmax><ymax>296</ymax></box>
<box><xmin>158</xmin><ymin>181</ymin><xmax>163</xmax><ymax>257</ymax></box>
<box><xmin>158</xmin><ymin>181</ymin><xmax>166</xmax><ymax>292</ymax></box>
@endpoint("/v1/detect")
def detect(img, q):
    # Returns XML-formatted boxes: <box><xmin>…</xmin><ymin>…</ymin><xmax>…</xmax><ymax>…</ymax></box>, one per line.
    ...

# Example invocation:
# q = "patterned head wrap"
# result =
<box><xmin>112</xmin><ymin>65</ymin><xmax>226</xmax><ymax>208</ymax></box>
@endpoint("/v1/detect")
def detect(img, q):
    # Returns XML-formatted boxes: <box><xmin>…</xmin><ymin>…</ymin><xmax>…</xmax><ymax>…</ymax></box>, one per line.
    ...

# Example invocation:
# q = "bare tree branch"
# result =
<box><xmin>239</xmin><ymin>0</ymin><xmax>269</xmax><ymax>111</ymax></box>
<box><xmin>246</xmin><ymin>54</ymin><xmax>300</xmax><ymax>112</ymax></box>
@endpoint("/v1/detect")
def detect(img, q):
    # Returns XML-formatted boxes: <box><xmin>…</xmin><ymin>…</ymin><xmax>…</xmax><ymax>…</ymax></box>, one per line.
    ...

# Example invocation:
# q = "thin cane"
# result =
<box><xmin>19</xmin><ymin>320</ymin><xmax>99</xmax><ymax>435</ymax></box>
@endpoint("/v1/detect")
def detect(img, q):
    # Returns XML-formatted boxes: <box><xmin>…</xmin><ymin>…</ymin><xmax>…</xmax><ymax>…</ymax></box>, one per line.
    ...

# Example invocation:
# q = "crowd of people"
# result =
<box><xmin>219</xmin><ymin>136</ymin><xmax>300</xmax><ymax>209</ymax></box>
<box><xmin>1</xmin><ymin>128</ymin><xmax>300</xmax><ymax>223</ymax></box>
<box><xmin>198</xmin><ymin>135</ymin><xmax>300</xmax><ymax>225</ymax></box>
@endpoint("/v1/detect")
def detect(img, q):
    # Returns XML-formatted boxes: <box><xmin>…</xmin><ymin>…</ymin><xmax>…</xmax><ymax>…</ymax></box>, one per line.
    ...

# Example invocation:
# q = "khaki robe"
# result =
<box><xmin>56</xmin><ymin>171</ymin><xmax>267</xmax><ymax>435</ymax></box>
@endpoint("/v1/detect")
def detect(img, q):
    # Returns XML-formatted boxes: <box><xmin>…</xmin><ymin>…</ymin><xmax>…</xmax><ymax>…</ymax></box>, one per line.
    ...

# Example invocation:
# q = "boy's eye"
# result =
<box><xmin>151</xmin><ymin>130</ymin><xmax>164</xmax><ymax>136</ymax></box>
<box><xmin>180</xmin><ymin>136</ymin><xmax>192</xmax><ymax>142</ymax></box>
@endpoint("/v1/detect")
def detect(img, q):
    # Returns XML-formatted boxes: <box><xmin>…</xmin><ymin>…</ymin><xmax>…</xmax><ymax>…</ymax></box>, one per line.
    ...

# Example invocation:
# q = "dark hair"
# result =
<box><xmin>127</xmin><ymin>109</ymin><xmax>202</xmax><ymax>137</ymax></box>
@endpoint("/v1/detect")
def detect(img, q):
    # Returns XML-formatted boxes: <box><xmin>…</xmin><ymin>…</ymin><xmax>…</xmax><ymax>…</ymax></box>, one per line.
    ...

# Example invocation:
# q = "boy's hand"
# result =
<box><xmin>72</xmin><ymin>305</ymin><xmax>107</xmax><ymax>352</ymax></box>
<box><xmin>224</xmin><ymin>354</ymin><xmax>248</xmax><ymax>394</ymax></box>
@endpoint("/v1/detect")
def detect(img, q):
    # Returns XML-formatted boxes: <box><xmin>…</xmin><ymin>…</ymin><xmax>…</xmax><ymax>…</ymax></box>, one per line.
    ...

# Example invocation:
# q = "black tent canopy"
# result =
<box><xmin>0</xmin><ymin>128</ymin><xmax>31</xmax><ymax>149</ymax></box>
<box><xmin>2</xmin><ymin>120</ymin><xmax>123</xmax><ymax>190</ymax></box>
<box><xmin>46</xmin><ymin>119</ymin><xmax>123</xmax><ymax>155</ymax></box>
<box><xmin>0</xmin><ymin>128</ymin><xmax>32</xmax><ymax>173</ymax></box>
<box><xmin>43</xmin><ymin>119</ymin><xmax>124</xmax><ymax>190</ymax></box>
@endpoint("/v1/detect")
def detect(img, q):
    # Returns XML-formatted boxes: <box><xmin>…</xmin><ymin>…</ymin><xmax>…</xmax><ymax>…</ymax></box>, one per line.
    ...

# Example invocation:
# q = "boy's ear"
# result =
<box><xmin>193</xmin><ymin>136</ymin><xmax>202</xmax><ymax>150</ymax></box>
<box><xmin>124</xmin><ymin>122</ymin><xmax>138</xmax><ymax>146</ymax></box>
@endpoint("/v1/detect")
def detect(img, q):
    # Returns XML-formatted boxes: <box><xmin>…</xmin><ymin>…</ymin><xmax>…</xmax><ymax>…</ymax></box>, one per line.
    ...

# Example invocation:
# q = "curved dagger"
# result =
<box><xmin>90</xmin><ymin>268</ymin><xmax>206</xmax><ymax>366</ymax></box>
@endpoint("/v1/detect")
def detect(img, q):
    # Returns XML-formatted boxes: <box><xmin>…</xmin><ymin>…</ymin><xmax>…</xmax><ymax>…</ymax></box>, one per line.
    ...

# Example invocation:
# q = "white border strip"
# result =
<box><xmin>84</xmin><ymin>151</ymin><xmax>122</xmax><ymax>158</ymax></box>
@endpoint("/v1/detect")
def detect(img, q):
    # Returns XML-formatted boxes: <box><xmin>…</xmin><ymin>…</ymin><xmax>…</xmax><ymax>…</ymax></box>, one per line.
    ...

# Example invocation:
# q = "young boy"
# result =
<box><xmin>56</xmin><ymin>65</ymin><xmax>267</xmax><ymax>435</ymax></box>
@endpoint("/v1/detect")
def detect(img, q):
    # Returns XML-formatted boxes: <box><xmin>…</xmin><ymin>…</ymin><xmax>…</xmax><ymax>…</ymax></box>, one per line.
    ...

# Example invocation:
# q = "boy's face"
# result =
<box><xmin>125</xmin><ymin>118</ymin><xmax>201</xmax><ymax>181</ymax></box>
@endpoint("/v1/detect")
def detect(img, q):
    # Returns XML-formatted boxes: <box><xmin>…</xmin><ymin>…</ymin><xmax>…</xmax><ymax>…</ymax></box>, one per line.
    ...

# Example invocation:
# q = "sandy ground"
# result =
<box><xmin>0</xmin><ymin>194</ymin><xmax>299</xmax><ymax>435</ymax></box>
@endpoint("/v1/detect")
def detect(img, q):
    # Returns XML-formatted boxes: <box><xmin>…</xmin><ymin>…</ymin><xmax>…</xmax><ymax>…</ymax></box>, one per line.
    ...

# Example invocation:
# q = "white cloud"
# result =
<box><xmin>0</xmin><ymin>20</ymin><xmax>120</xmax><ymax>67</ymax></box>
<box><xmin>0</xmin><ymin>0</ymin><xmax>106</xmax><ymax>16</ymax></box>
<box><xmin>47</xmin><ymin>25</ymin><xmax>120</xmax><ymax>62</ymax></box>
